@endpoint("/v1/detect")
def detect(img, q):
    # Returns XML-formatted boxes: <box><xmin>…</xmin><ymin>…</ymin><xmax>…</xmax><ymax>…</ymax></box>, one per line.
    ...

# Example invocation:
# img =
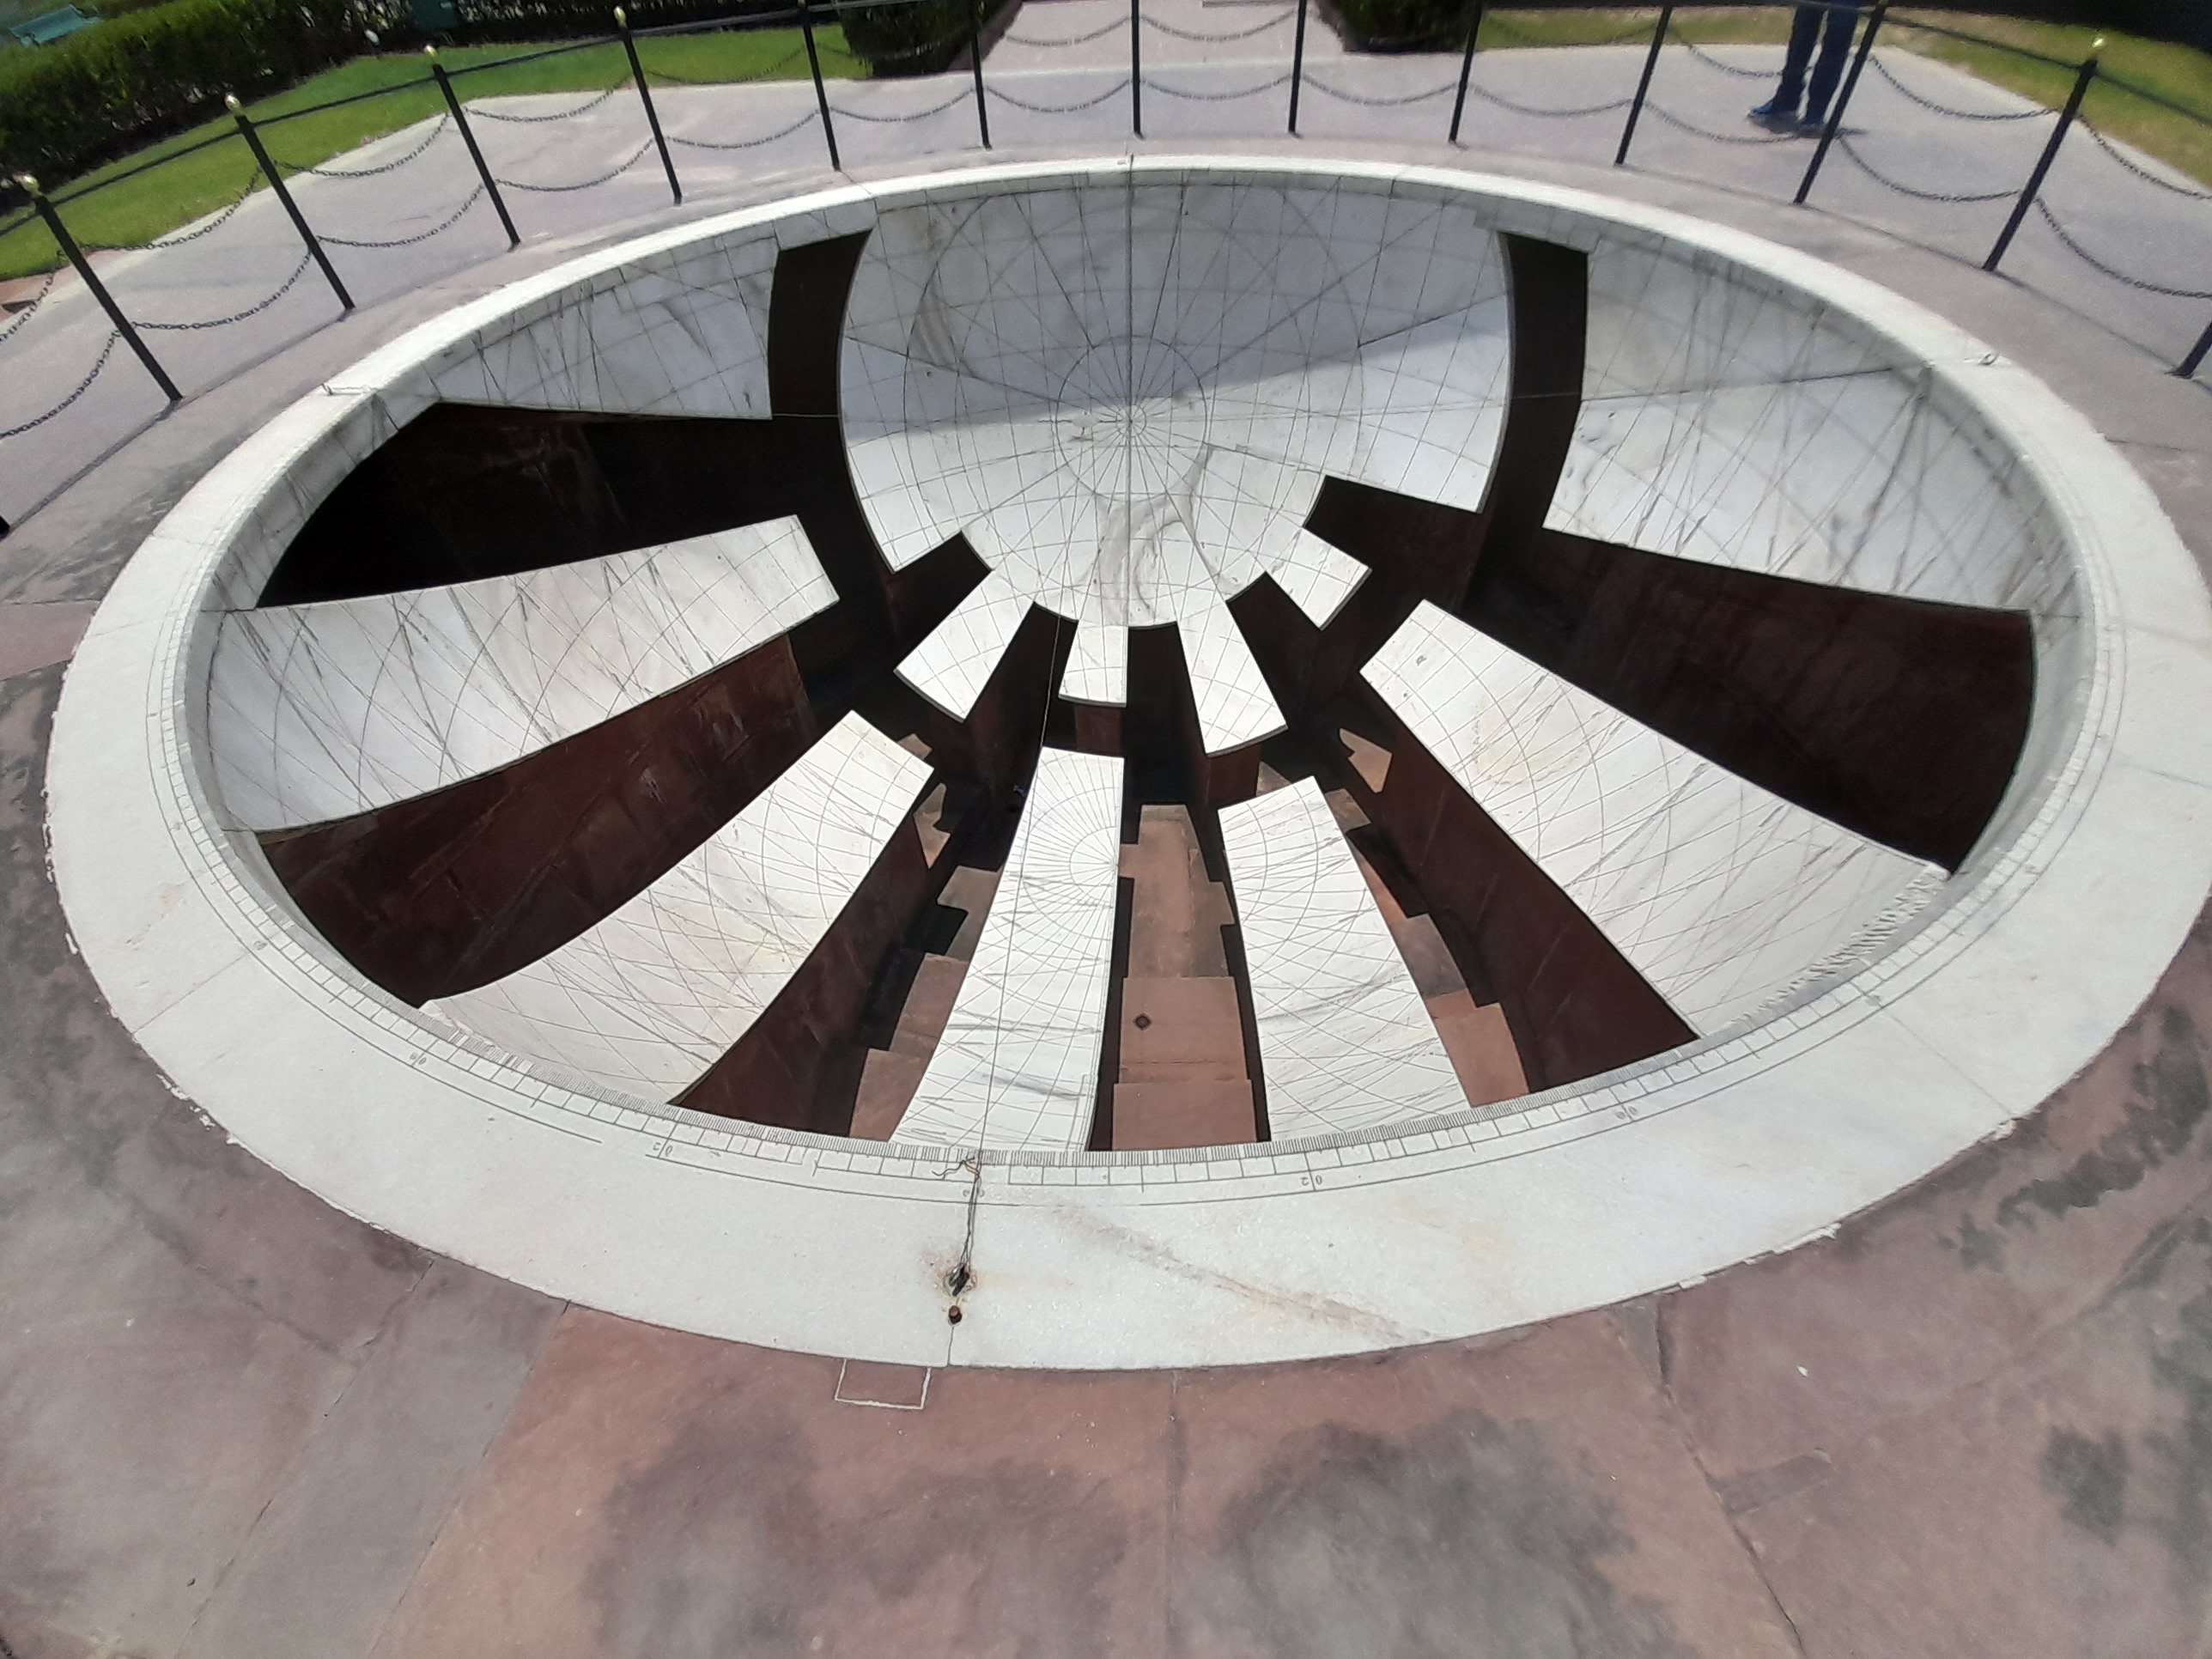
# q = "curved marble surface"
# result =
<box><xmin>1364</xmin><ymin>602</ymin><xmax>1945</xmax><ymax>1037</ymax></box>
<box><xmin>430</xmin><ymin>713</ymin><xmax>934</xmax><ymax>1103</ymax></box>
<box><xmin>845</xmin><ymin>178</ymin><xmax>1510</xmax><ymax>745</ymax></box>
<box><xmin>1220</xmin><ymin>779</ymin><xmax>1467</xmax><ymax>1140</ymax></box>
<box><xmin>44</xmin><ymin>160</ymin><xmax>2212</xmax><ymax>1369</ymax></box>
<box><xmin>207</xmin><ymin>520</ymin><xmax>836</xmax><ymax>831</ymax></box>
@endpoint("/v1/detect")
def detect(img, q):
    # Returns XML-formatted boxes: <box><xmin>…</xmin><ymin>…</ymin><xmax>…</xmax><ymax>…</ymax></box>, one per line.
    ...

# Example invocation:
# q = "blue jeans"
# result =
<box><xmin>1773</xmin><ymin>1</ymin><xmax>1865</xmax><ymax>122</ymax></box>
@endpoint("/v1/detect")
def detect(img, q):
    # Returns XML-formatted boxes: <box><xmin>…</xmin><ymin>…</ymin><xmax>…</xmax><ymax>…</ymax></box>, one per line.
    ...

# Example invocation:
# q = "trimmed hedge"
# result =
<box><xmin>0</xmin><ymin>0</ymin><xmax>357</xmax><ymax>178</ymax></box>
<box><xmin>836</xmin><ymin>0</ymin><xmax>998</xmax><ymax>76</ymax></box>
<box><xmin>837</xmin><ymin>0</ymin><xmax>962</xmax><ymax>76</ymax></box>
<box><xmin>404</xmin><ymin>0</ymin><xmax>789</xmax><ymax>48</ymax></box>
<box><xmin>1329</xmin><ymin>0</ymin><xmax>1457</xmax><ymax>52</ymax></box>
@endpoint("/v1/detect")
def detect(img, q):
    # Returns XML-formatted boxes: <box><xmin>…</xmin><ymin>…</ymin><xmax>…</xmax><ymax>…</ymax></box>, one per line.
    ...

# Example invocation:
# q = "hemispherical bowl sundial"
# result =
<box><xmin>43</xmin><ymin>157</ymin><xmax>2212</xmax><ymax>1370</ymax></box>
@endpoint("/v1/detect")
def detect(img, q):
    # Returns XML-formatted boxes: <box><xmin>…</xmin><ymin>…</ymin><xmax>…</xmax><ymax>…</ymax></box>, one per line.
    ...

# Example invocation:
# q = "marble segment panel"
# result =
<box><xmin>895</xmin><ymin>568</ymin><xmax>1034</xmax><ymax>720</ymax></box>
<box><xmin>1219</xmin><ymin>779</ymin><xmax>1467</xmax><ymax>1139</ymax></box>
<box><xmin>428</xmin><ymin>714</ymin><xmax>932</xmax><ymax>1101</ymax></box>
<box><xmin>207</xmin><ymin>519</ymin><xmax>835</xmax><ymax>831</ymax></box>
<box><xmin>1273</xmin><ymin>527</ymin><xmax>1369</xmax><ymax>628</ymax></box>
<box><xmin>419</xmin><ymin>233</ymin><xmax>777</xmax><ymax>420</ymax></box>
<box><xmin>840</xmin><ymin>179</ymin><xmax>1509</xmax><ymax>746</ymax></box>
<box><xmin>1061</xmin><ymin>607</ymin><xmax>1127</xmax><ymax>705</ymax></box>
<box><xmin>893</xmin><ymin>748</ymin><xmax>1125</xmax><ymax>1152</ymax></box>
<box><xmin>1553</xmin><ymin>239</ymin><xmax>2075</xmax><ymax>625</ymax></box>
<box><xmin>1583</xmin><ymin>240</ymin><xmax>1917</xmax><ymax>401</ymax></box>
<box><xmin>1177</xmin><ymin>601</ymin><xmax>1285</xmax><ymax>755</ymax></box>
<box><xmin>1366</xmin><ymin>603</ymin><xmax>1946</xmax><ymax>1035</ymax></box>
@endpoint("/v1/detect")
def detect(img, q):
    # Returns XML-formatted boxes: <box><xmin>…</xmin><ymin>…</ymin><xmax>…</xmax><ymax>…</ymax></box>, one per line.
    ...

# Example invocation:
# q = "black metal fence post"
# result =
<box><xmin>1448</xmin><ymin>0</ymin><xmax>1486</xmax><ymax>144</ymax></box>
<box><xmin>1986</xmin><ymin>41</ymin><xmax>2100</xmax><ymax>272</ymax></box>
<box><xmin>1131</xmin><ymin>0</ymin><xmax>1143</xmax><ymax>137</ymax></box>
<box><xmin>1286</xmin><ymin>0</ymin><xmax>1309</xmax><ymax>134</ymax></box>
<box><xmin>1613</xmin><ymin>1</ymin><xmax>1672</xmax><ymax>166</ymax></box>
<box><xmin>16</xmin><ymin>174</ymin><xmax>179</xmax><ymax>403</ymax></box>
<box><xmin>615</xmin><ymin>9</ymin><xmax>682</xmax><ymax>204</ymax></box>
<box><xmin>427</xmin><ymin>48</ymin><xmax>521</xmax><ymax>246</ymax></box>
<box><xmin>966</xmin><ymin>0</ymin><xmax>992</xmax><ymax>148</ymax></box>
<box><xmin>2179</xmin><ymin>316</ymin><xmax>2212</xmax><ymax>380</ymax></box>
<box><xmin>226</xmin><ymin>96</ymin><xmax>352</xmax><ymax>311</ymax></box>
<box><xmin>1796</xmin><ymin>1</ymin><xmax>1884</xmax><ymax>204</ymax></box>
<box><xmin>797</xmin><ymin>0</ymin><xmax>842</xmax><ymax>170</ymax></box>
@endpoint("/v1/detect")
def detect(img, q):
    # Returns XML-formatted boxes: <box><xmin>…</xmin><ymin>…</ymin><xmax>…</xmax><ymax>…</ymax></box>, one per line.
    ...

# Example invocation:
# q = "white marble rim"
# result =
<box><xmin>45</xmin><ymin>156</ymin><xmax>2212</xmax><ymax>1370</ymax></box>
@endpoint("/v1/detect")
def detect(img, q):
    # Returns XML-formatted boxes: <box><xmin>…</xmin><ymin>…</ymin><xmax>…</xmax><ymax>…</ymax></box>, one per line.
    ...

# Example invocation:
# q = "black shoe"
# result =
<box><xmin>1799</xmin><ymin>112</ymin><xmax>1831</xmax><ymax>135</ymax></box>
<box><xmin>1749</xmin><ymin>98</ymin><xmax>1797</xmax><ymax>128</ymax></box>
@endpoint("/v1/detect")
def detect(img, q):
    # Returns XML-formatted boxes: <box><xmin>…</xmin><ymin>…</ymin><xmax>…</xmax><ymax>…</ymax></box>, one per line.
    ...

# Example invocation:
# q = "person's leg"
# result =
<box><xmin>1803</xmin><ymin>0</ymin><xmax>1867</xmax><ymax>125</ymax></box>
<box><xmin>1753</xmin><ymin>3</ymin><xmax>1822</xmax><ymax>118</ymax></box>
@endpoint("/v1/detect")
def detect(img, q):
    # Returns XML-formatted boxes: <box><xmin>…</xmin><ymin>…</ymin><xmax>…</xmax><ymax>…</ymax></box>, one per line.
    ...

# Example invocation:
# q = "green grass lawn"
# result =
<box><xmin>0</xmin><ymin>26</ymin><xmax>858</xmax><ymax>279</ymax></box>
<box><xmin>1890</xmin><ymin>9</ymin><xmax>2212</xmax><ymax>186</ymax></box>
<box><xmin>1477</xmin><ymin>7</ymin><xmax>2211</xmax><ymax>185</ymax></box>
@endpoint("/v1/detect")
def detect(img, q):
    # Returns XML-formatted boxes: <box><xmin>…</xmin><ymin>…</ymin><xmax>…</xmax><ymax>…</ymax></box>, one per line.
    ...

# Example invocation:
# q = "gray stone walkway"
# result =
<box><xmin>1</xmin><ymin>32</ymin><xmax>2206</xmax><ymax>531</ymax></box>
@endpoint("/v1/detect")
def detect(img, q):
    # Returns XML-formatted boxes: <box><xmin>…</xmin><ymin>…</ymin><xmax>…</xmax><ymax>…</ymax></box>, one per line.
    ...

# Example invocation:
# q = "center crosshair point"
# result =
<box><xmin>1051</xmin><ymin>339</ymin><xmax>1211</xmax><ymax>502</ymax></box>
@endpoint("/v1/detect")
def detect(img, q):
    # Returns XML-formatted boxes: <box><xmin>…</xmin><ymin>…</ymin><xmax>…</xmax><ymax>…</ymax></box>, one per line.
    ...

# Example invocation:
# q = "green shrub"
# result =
<box><xmin>94</xmin><ymin>0</ymin><xmax>196</xmax><ymax>20</ymax></box>
<box><xmin>1329</xmin><ymin>0</ymin><xmax>1461</xmax><ymax>52</ymax></box>
<box><xmin>0</xmin><ymin>0</ymin><xmax>357</xmax><ymax>179</ymax></box>
<box><xmin>836</xmin><ymin>0</ymin><xmax>996</xmax><ymax>77</ymax></box>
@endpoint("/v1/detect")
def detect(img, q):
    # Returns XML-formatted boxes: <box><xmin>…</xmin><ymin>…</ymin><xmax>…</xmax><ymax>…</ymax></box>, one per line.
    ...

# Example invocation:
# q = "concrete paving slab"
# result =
<box><xmin>1167</xmin><ymin>1314</ymin><xmax>1802</xmax><ymax>1657</ymax></box>
<box><xmin>175</xmin><ymin>1261</ymin><xmax>562</xmax><ymax>1659</ymax></box>
<box><xmin>370</xmin><ymin>1310</ymin><xmax>1174</xmax><ymax>1658</ymax></box>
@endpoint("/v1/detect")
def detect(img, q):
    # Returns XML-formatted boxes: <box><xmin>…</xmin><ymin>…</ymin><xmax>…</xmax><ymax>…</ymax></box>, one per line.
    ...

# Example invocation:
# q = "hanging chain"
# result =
<box><xmin>0</xmin><ymin>330</ymin><xmax>118</xmax><ymax>438</ymax></box>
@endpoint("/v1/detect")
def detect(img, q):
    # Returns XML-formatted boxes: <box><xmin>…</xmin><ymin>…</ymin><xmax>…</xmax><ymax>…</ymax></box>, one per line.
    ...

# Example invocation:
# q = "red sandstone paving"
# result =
<box><xmin>1719</xmin><ymin>1195</ymin><xmax>2212</xmax><ymax>1659</ymax></box>
<box><xmin>372</xmin><ymin>1310</ymin><xmax>1176</xmax><ymax>1659</ymax></box>
<box><xmin>1167</xmin><ymin>1315</ymin><xmax>1801</xmax><ymax>1659</ymax></box>
<box><xmin>1662</xmin><ymin>910</ymin><xmax>2212</xmax><ymax>1480</ymax></box>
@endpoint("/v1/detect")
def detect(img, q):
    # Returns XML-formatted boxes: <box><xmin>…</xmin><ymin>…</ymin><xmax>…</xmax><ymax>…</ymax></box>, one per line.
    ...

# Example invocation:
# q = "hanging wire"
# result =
<box><xmin>469</xmin><ymin>84</ymin><xmax>625</xmax><ymax>124</ymax></box>
<box><xmin>276</xmin><ymin>116</ymin><xmax>453</xmax><ymax>179</ymax></box>
<box><xmin>324</xmin><ymin>185</ymin><xmax>486</xmax><ymax>248</ymax></box>
<box><xmin>668</xmin><ymin>107</ymin><xmax>823</xmax><ymax>149</ymax></box>
<box><xmin>84</xmin><ymin>181</ymin><xmax>258</xmax><ymax>253</ymax></box>
<box><xmin>2033</xmin><ymin>198</ymin><xmax>2212</xmax><ymax>300</ymax></box>
<box><xmin>1646</xmin><ymin>103</ymin><xmax>1801</xmax><ymax>144</ymax></box>
<box><xmin>1674</xmin><ymin>35</ymin><xmax>1773</xmax><ymax>79</ymax></box>
<box><xmin>1833</xmin><ymin>136</ymin><xmax>2014</xmax><ymax>203</ymax></box>
<box><xmin>0</xmin><ymin>269</ymin><xmax>59</xmax><ymax>345</ymax></box>
<box><xmin>1304</xmin><ymin>72</ymin><xmax>1460</xmax><ymax>107</ymax></box>
<box><xmin>1143</xmin><ymin>70</ymin><xmax>1294</xmax><ymax>102</ymax></box>
<box><xmin>2081</xmin><ymin>125</ymin><xmax>2212</xmax><ymax>201</ymax></box>
<box><xmin>1460</xmin><ymin>81</ymin><xmax>1632</xmax><ymax>118</ymax></box>
<box><xmin>0</xmin><ymin>330</ymin><xmax>120</xmax><ymax>440</ymax></box>
<box><xmin>829</xmin><ymin>86</ymin><xmax>976</xmax><ymax>122</ymax></box>
<box><xmin>1866</xmin><ymin>52</ymin><xmax>2044</xmax><ymax>121</ymax></box>
<box><xmin>987</xmin><ymin>77</ymin><xmax>1133</xmax><ymax>113</ymax></box>
<box><xmin>646</xmin><ymin>42</ymin><xmax>809</xmax><ymax>81</ymax></box>
<box><xmin>497</xmin><ymin>139</ymin><xmax>655</xmax><ymax>192</ymax></box>
<box><xmin>1141</xmin><ymin>8</ymin><xmax>1289</xmax><ymax>42</ymax></box>
<box><xmin>139</xmin><ymin>252</ymin><xmax>314</xmax><ymax>329</ymax></box>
